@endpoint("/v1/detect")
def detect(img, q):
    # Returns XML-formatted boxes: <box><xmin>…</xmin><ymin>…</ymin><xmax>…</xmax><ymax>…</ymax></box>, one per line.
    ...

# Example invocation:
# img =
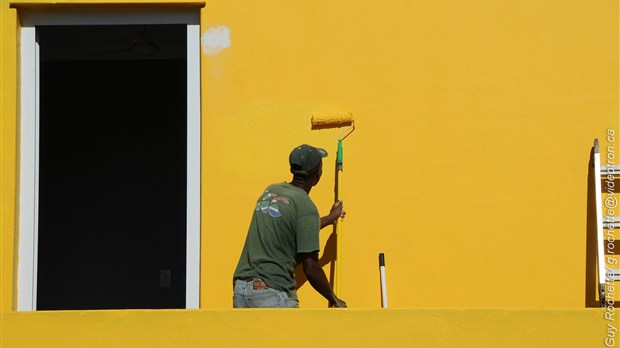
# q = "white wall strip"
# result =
<box><xmin>186</xmin><ymin>22</ymin><xmax>202</xmax><ymax>309</ymax></box>
<box><xmin>17</xmin><ymin>25</ymin><xmax>37</xmax><ymax>311</ymax></box>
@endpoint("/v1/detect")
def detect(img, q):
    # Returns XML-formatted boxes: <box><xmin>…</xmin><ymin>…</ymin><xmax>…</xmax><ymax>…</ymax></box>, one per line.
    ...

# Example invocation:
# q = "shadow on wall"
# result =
<box><xmin>295</xmin><ymin>230</ymin><xmax>337</xmax><ymax>306</ymax></box>
<box><xmin>585</xmin><ymin>146</ymin><xmax>599</xmax><ymax>308</ymax></box>
<box><xmin>584</xmin><ymin>145</ymin><xmax>619</xmax><ymax>307</ymax></box>
<box><xmin>295</xmin><ymin>156</ymin><xmax>345</xmax><ymax>306</ymax></box>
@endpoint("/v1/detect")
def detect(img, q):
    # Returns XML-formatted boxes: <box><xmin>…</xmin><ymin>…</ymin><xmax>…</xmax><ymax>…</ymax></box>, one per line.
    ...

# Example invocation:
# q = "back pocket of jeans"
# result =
<box><xmin>246</xmin><ymin>290</ymin><xmax>280</xmax><ymax>308</ymax></box>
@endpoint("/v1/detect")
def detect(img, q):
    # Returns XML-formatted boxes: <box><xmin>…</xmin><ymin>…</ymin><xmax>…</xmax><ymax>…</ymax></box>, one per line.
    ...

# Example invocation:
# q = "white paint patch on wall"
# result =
<box><xmin>201</xmin><ymin>26</ymin><xmax>231</xmax><ymax>56</ymax></box>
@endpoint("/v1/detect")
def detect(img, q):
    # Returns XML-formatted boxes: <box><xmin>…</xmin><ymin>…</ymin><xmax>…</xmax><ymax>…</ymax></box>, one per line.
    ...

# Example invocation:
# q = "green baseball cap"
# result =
<box><xmin>289</xmin><ymin>144</ymin><xmax>328</xmax><ymax>175</ymax></box>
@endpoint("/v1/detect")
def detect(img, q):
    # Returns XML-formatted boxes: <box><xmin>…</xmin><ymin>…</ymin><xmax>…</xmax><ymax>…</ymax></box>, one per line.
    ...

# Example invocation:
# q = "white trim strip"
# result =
<box><xmin>33</xmin><ymin>28</ymin><xmax>41</xmax><ymax>310</ymax></box>
<box><xmin>21</xmin><ymin>10</ymin><xmax>199</xmax><ymax>26</ymax></box>
<box><xmin>186</xmin><ymin>22</ymin><xmax>201</xmax><ymax>309</ymax></box>
<box><xmin>17</xmin><ymin>26</ymin><xmax>37</xmax><ymax>311</ymax></box>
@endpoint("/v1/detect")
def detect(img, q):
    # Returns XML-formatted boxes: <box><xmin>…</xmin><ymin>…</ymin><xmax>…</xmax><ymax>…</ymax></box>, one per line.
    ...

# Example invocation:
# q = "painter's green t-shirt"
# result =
<box><xmin>233</xmin><ymin>182</ymin><xmax>320</xmax><ymax>300</ymax></box>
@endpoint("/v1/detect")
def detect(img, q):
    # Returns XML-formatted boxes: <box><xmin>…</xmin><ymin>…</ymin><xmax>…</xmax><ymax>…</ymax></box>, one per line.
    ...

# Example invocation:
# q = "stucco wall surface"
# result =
<box><xmin>1</xmin><ymin>0</ymin><xmax>618</xmax><ymax>312</ymax></box>
<box><xmin>1</xmin><ymin>308</ymin><xmax>616</xmax><ymax>347</ymax></box>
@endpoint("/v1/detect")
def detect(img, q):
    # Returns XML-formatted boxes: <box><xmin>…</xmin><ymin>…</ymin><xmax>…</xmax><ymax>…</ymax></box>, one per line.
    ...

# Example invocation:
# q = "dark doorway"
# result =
<box><xmin>36</xmin><ymin>25</ymin><xmax>187</xmax><ymax>310</ymax></box>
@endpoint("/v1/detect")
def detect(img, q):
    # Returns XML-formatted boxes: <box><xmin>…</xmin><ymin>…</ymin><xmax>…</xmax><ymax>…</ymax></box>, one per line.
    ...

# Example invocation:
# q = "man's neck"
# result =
<box><xmin>289</xmin><ymin>177</ymin><xmax>311</xmax><ymax>194</ymax></box>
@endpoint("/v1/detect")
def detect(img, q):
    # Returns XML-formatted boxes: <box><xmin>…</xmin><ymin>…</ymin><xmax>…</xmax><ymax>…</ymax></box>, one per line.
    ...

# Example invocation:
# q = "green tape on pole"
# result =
<box><xmin>337</xmin><ymin>139</ymin><xmax>343</xmax><ymax>164</ymax></box>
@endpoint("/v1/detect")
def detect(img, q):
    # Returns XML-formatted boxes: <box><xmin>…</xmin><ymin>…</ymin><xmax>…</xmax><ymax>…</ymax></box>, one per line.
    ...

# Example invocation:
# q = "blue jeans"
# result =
<box><xmin>233</xmin><ymin>279</ymin><xmax>299</xmax><ymax>308</ymax></box>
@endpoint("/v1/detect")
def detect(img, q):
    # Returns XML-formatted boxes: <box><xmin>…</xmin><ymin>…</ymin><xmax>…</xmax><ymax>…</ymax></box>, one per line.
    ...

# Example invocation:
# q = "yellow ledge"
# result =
<box><xmin>1</xmin><ymin>308</ymin><xmax>615</xmax><ymax>347</ymax></box>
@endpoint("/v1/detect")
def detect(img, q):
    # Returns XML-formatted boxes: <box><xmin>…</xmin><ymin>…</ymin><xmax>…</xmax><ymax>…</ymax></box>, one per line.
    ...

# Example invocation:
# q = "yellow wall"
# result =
<box><xmin>199</xmin><ymin>0</ymin><xmax>619</xmax><ymax>308</ymax></box>
<box><xmin>0</xmin><ymin>3</ymin><xmax>18</xmax><ymax>312</ymax></box>
<box><xmin>1</xmin><ymin>308</ymin><xmax>615</xmax><ymax>347</ymax></box>
<box><xmin>1</xmin><ymin>0</ymin><xmax>618</xmax><ymax>312</ymax></box>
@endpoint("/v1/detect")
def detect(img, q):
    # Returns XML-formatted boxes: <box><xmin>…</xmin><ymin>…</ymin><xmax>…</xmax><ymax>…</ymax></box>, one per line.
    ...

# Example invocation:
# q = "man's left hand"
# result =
<box><xmin>320</xmin><ymin>201</ymin><xmax>346</xmax><ymax>229</ymax></box>
<box><xmin>329</xmin><ymin>200</ymin><xmax>346</xmax><ymax>223</ymax></box>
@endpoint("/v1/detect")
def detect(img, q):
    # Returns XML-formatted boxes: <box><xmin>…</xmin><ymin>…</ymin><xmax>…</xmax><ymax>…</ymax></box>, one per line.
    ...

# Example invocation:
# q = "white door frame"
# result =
<box><xmin>18</xmin><ymin>9</ymin><xmax>201</xmax><ymax>310</ymax></box>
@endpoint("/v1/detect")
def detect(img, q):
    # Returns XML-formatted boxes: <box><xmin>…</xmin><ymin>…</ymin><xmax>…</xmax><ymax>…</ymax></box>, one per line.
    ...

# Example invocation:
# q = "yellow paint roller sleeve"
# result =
<box><xmin>311</xmin><ymin>112</ymin><xmax>354</xmax><ymax>127</ymax></box>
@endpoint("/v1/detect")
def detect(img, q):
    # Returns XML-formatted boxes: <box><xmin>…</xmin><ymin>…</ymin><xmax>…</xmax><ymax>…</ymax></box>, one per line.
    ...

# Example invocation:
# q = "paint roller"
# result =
<box><xmin>311</xmin><ymin>113</ymin><xmax>355</xmax><ymax>129</ymax></box>
<box><xmin>311</xmin><ymin>112</ymin><xmax>355</xmax><ymax>298</ymax></box>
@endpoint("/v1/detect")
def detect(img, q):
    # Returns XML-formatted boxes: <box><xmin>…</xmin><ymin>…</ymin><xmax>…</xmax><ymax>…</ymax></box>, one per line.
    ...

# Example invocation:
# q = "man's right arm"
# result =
<box><xmin>299</xmin><ymin>252</ymin><xmax>347</xmax><ymax>308</ymax></box>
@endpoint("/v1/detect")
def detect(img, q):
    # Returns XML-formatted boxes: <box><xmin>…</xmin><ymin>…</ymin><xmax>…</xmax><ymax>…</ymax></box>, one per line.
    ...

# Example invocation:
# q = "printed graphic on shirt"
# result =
<box><xmin>255</xmin><ymin>191</ymin><xmax>290</xmax><ymax>217</ymax></box>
